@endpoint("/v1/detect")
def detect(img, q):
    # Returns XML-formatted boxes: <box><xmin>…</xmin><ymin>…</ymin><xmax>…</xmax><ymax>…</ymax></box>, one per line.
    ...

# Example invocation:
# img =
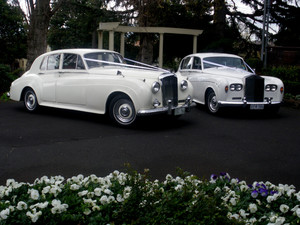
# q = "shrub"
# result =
<box><xmin>1</xmin><ymin>170</ymin><xmax>300</xmax><ymax>224</ymax></box>
<box><xmin>262</xmin><ymin>66</ymin><xmax>300</xmax><ymax>95</ymax></box>
<box><xmin>0</xmin><ymin>64</ymin><xmax>20</xmax><ymax>96</ymax></box>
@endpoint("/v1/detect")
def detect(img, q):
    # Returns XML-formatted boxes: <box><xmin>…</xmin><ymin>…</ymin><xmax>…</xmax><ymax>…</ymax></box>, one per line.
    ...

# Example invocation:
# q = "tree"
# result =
<box><xmin>15</xmin><ymin>0</ymin><xmax>65</xmax><ymax>69</ymax></box>
<box><xmin>48</xmin><ymin>0</ymin><xmax>113</xmax><ymax>50</ymax></box>
<box><xmin>0</xmin><ymin>0</ymin><xmax>27</xmax><ymax>68</ymax></box>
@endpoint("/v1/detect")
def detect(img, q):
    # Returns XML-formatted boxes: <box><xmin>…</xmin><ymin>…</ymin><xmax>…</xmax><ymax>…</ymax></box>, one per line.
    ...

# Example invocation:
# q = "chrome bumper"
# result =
<box><xmin>218</xmin><ymin>97</ymin><xmax>281</xmax><ymax>107</ymax></box>
<box><xmin>137</xmin><ymin>99</ymin><xmax>195</xmax><ymax>116</ymax></box>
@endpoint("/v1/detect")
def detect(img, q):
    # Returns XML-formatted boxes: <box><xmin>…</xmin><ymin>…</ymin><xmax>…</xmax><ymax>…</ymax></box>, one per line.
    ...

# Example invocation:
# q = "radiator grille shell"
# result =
<box><xmin>160</xmin><ymin>74</ymin><xmax>178</xmax><ymax>107</ymax></box>
<box><xmin>245</xmin><ymin>75</ymin><xmax>265</xmax><ymax>102</ymax></box>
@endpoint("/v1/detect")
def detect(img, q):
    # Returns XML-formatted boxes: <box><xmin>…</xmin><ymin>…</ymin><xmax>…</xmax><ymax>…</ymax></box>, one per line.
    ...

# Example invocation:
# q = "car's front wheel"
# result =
<box><xmin>23</xmin><ymin>88</ymin><xmax>39</xmax><ymax>112</ymax></box>
<box><xmin>109</xmin><ymin>96</ymin><xmax>136</xmax><ymax>126</ymax></box>
<box><xmin>206</xmin><ymin>90</ymin><xmax>219</xmax><ymax>114</ymax></box>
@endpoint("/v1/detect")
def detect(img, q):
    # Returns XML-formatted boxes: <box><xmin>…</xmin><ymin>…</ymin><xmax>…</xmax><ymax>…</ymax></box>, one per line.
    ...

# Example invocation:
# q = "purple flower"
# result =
<box><xmin>270</xmin><ymin>190</ymin><xmax>278</xmax><ymax>195</ymax></box>
<box><xmin>210</xmin><ymin>174</ymin><xmax>218</xmax><ymax>180</ymax></box>
<box><xmin>251</xmin><ymin>190</ymin><xmax>259</xmax><ymax>198</ymax></box>
<box><xmin>259</xmin><ymin>188</ymin><xmax>268</xmax><ymax>197</ymax></box>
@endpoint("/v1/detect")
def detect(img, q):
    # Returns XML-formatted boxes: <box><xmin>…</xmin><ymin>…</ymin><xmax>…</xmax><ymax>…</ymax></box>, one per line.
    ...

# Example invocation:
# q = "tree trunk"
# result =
<box><xmin>26</xmin><ymin>0</ymin><xmax>51</xmax><ymax>70</ymax></box>
<box><xmin>138</xmin><ymin>34</ymin><xmax>154</xmax><ymax>65</ymax></box>
<box><xmin>213</xmin><ymin>0</ymin><xmax>227</xmax><ymax>39</ymax></box>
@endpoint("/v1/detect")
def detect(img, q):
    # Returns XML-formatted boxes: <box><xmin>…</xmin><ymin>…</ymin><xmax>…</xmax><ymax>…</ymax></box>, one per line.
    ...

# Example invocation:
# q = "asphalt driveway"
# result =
<box><xmin>0</xmin><ymin>101</ymin><xmax>299</xmax><ymax>189</ymax></box>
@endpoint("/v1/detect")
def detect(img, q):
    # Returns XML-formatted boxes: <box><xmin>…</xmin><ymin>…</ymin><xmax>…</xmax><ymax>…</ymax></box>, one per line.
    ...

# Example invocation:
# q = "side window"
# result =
<box><xmin>180</xmin><ymin>57</ymin><xmax>192</xmax><ymax>70</ymax></box>
<box><xmin>47</xmin><ymin>54</ymin><xmax>60</xmax><ymax>70</ymax></box>
<box><xmin>63</xmin><ymin>54</ymin><xmax>85</xmax><ymax>70</ymax></box>
<box><xmin>192</xmin><ymin>57</ymin><xmax>202</xmax><ymax>70</ymax></box>
<box><xmin>40</xmin><ymin>57</ymin><xmax>47</xmax><ymax>70</ymax></box>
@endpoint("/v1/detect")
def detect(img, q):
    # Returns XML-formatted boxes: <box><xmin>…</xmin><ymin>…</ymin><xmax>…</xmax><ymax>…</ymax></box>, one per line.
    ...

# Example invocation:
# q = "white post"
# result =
<box><xmin>120</xmin><ymin>33</ymin><xmax>125</xmax><ymax>56</ymax></box>
<box><xmin>159</xmin><ymin>33</ymin><xmax>164</xmax><ymax>68</ymax></box>
<box><xmin>109</xmin><ymin>31</ymin><xmax>114</xmax><ymax>51</ymax></box>
<box><xmin>98</xmin><ymin>31</ymin><xmax>103</xmax><ymax>49</ymax></box>
<box><xmin>193</xmin><ymin>35</ymin><xmax>197</xmax><ymax>53</ymax></box>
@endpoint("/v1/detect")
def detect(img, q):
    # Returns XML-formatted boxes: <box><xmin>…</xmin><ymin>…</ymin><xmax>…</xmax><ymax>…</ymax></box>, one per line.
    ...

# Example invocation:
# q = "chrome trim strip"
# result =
<box><xmin>218</xmin><ymin>101</ymin><xmax>281</xmax><ymax>106</ymax></box>
<box><xmin>137</xmin><ymin>102</ymin><xmax>196</xmax><ymax>115</ymax></box>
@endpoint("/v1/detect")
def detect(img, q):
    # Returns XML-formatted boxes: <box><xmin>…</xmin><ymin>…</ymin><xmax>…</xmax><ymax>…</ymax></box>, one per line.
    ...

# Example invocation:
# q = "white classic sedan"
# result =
<box><xmin>9</xmin><ymin>49</ymin><xmax>194</xmax><ymax>126</ymax></box>
<box><xmin>176</xmin><ymin>53</ymin><xmax>284</xmax><ymax>114</ymax></box>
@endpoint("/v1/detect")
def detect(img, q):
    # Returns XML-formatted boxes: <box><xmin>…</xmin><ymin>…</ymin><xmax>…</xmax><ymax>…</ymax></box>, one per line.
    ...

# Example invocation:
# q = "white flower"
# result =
<box><xmin>100</xmin><ymin>195</ymin><xmax>108</xmax><ymax>204</ymax></box>
<box><xmin>279</xmin><ymin>204</ymin><xmax>289</xmax><ymax>213</ymax></box>
<box><xmin>230</xmin><ymin>197</ymin><xmax>237</xmax><ymax>206</ymax></box>
<box><xmin>116</xmin><ymin>194</ymin><xmax>124</xmax><ymax>202</ymax></box>
<box><xmin>94</xmin><ymin>188</ymin><xmax>102</xmax><ymax>196</ymax></box>
<box><xmin>239</xmin><ymin>209</ymin><xmax>249</xmax><ymax>219</ymax></box>
<box><xmin>275</xmin><ymin>216</ymin><xmax>285</xmax><ymax>224</ymax></box>
<box><xmin>26</xmin><ymin>209</ymin><xmax>42</xmax><ymax>223</ymax></box>
<box><xmin>103</xmin><ymin>188</ymin><xmax>113</xmax><ymax>195</ymax></box>
<box><xmin>249</xmin><ymin>203</ymin><xmax>257</xmax><ymax>213</ymax></box>
<box><xmin>240</xmin><ymin>184</ymin><xmax>249</xmax><ymax>192</ymax></box>
<box><xmin>42</xmin><ymin>186</ymin><xmax>50</xmax><ymax>195</ymax></box>
<box><xmin>30</xmin><ymin>202</ymin><xmax>49</xmax><ymax>209</ymax></box>
<box><xmin>0</xmin><ymin>208</ymin><xmax>10</xmax><ymax>220</ymax></box>
<box><xmin>175</xmin><ymin>184</ymin><xmax>183</xmax><ymax>191</ymax></box>
<box><xmin>83</xmin><ymin>208</ymin><xmax>92</xmax><ymax>215</ymax></box>
<box><xmin>107</xmin><ymin>196</ymin><xmax>115</xmax><ymax>203</ymax></box>
<box><xmin>70</xmin><ymin>184</ymin><xmax>80</xmax><ymax>190</ymax></box>
<box><xmin>78</xmin><ymin>190</ymin><xmax>88</xmax><ymax>197</ymax></box>
<box><xmin>16</xmin><ymin>201</ymin><xmax>28</xmax><ymax>210</ymax></box>
<box><xmin>295</xmin><ymin>208</ymin><xmax>300</xmax><ymax>218</ymax></box>
<box><xmin>51</xmin><ymin>199</ymin><xmax>68</xmax><ymax>214</ymax></box>
<box><xmin>29</xmin><ymin>189</ymin><xmax>40</xmax><ymax>200</ymax></box>
<box><xmin>214</xmin><ymin>187</ymin><xmax>221</xmax><ymax>193</ymax></box>
<box><xmin>231</xmin><ymin>178</ymin><xmax>238</xmax><ymax>185</ymax></box>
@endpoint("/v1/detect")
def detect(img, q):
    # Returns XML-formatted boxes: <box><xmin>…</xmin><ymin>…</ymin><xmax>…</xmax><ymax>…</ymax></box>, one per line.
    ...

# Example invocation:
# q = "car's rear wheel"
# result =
<box><xmin>206</xmin><ymin>90</ymin><xmax>219</xmax><ymax>114</ymax></box>
<box><xmin>109</xmin><ymin>96</ymin><xmax>136</xmax><ymax>126</ymax></box>
<box><xmin>24</xmin><ymin>88</ymin><xmax>39</xmax><ymax>112</ymax></box>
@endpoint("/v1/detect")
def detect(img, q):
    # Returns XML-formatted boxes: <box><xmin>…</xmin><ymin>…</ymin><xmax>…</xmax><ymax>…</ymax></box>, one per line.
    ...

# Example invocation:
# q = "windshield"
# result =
<box><xmin>203</xmin><ymin>57</ymin><xmax>247</xmax><ymax>71</ymax></box>
<box><xmin>84</xmin><ymin>52</ymin><xmax>125</xmax><ymax>69</ymax></box>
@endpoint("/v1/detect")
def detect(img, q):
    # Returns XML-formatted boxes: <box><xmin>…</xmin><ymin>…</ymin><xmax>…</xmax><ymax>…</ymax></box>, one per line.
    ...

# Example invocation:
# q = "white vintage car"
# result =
<box><xmin>176</xmin><ymin>53</ymin><xmax>284</xmax><ymax>114</ymax></box>
<box><xmin>9</xmin><ymin>49</ymin><xmax>194</xmax><ymax>126</ymax></box>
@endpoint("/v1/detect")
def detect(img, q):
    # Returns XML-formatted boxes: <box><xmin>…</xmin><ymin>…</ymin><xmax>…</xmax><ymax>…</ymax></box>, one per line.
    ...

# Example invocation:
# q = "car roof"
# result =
<box><xmin>184</xmin><ymin>52</ymin><xmax>243</xmax><ymax>59</ymax></box>
<box><xmin>41</xmin><ymin>48</ymin><xmax>117</xmax><ymax>56</ymax></box>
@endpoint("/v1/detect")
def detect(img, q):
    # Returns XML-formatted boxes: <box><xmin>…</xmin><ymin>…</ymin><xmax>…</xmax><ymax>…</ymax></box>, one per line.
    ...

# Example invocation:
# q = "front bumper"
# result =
<box><xmin>137</xmin><ymin>97</ymin><xmax>195</xmax><ymax>116</ymax></box>
<box><xmin>218</xmin><ymin>97</ymin><xmax>281</xmax><ymax>107</ymax></box>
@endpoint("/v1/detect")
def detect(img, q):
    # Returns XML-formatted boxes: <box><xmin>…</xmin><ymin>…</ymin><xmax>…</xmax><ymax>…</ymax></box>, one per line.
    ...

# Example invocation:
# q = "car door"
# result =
<box><xmin>39</xmin><ymin>54</ymin><xmax>61</xmax><ymax>102</ymax></box>
<box><xmin>188</xmin><ymin>57</ymin><xmax>206</xmax><ymax>103</ymax></box>
<box><xmin>55</xmin><ymin>53</ymin><xmax>88</xmax><ymax>106</ymax></box>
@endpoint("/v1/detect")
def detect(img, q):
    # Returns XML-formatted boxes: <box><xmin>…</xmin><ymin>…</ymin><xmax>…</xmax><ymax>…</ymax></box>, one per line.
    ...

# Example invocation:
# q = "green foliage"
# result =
<box><xmin>48</xmin><ymin>0</ymin><xmax>117</xmax><ymax>50</ymax></box>
<box><xmin>263</xmin><ymin>66</ymin><xmax>300</xmax><ymax>95</ymax></box>
<box><xmin>0</xmin><ymin>0</ymin><xmax>27</xmax><ymax>65</ymax></box>
<box><xmin>0</xmin><ymin>64</ymin><xmax>20</xmax><ymax>96</ymax></box>
<box><xmin>1</xmin><ymin>169</ymin><xmax>300</xmax><ymax>224</ymax></box>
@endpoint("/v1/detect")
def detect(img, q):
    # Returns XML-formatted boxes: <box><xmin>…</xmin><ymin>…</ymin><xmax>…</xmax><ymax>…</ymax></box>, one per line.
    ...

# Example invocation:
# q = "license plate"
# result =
<box><xmin>174</xmin><ymin>107</ymin><xmax>185</xmax><ymax>115</ymax></box>
<box><xmin>250</xmin><ymin>104</ymin><xmax>264</xmax><ymax>110</ymax></box>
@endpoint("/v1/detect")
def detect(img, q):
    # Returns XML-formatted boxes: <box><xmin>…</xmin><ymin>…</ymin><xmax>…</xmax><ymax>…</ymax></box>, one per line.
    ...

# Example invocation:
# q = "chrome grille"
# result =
<box><xmin>245</xmin><ymin>75</ymin><xmax>264</xmax><ymax>102</ymax></box>
<box><xmin>160</xmin><ymin>74</ymin><xmax>178</xmax><ymax>107</ymax></box>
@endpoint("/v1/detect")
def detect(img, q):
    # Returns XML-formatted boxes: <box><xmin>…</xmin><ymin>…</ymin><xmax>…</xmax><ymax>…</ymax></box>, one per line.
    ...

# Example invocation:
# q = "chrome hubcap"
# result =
<box><xmin>26</xmin><ymin>93</ymin><xmax>36</xmax><ymax>109</ymax></box>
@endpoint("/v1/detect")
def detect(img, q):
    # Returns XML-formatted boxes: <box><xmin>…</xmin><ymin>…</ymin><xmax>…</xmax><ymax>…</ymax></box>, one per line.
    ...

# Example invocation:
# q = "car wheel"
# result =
<box><xmin>109</xmin><ymin>96</ymin><xmax>136</xmax><ymax>126</ymax></box>
<box><xmin>206</xmin><ymin>90</ymin><xmax>219</xmax><ymax>114</ymax></box>
<box><xmin>24</xmin><ymin>88</ymin><xmax>39</xmax><ymax>112</ymax></box>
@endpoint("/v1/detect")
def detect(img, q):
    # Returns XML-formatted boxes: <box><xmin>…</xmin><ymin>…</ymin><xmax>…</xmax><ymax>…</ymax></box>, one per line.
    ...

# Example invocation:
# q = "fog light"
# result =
<box><xmin>153</xmin><ymin>99</ymin><xmax>160</xmax><ymax>107</ymax></box>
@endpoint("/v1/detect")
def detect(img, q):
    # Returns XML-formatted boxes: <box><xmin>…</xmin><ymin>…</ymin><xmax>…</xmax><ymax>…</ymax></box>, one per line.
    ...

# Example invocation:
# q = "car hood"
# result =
<box><xmin>89</xmin><ymin>67</ymin><xmax>170</xmax><ymax>80</ymax></box>
<box><xmin>204</xmin><ymin>67</ymin><xmax>253</xmax><ymax>79</ymax></box>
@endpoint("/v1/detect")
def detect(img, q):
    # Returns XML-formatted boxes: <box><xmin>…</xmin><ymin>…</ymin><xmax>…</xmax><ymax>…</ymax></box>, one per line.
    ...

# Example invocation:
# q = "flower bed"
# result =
<box><xmin>1</xmin><ymin>170</ymin><xmax>299</xmax><ymax>224</ymax></box>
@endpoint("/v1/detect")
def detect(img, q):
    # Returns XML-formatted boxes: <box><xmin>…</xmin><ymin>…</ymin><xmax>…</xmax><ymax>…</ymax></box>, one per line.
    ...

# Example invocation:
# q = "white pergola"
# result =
<box><xmin>98</xmin><ymin>22</ymin><xmax>203</xmax><ymax>67</ymax></box>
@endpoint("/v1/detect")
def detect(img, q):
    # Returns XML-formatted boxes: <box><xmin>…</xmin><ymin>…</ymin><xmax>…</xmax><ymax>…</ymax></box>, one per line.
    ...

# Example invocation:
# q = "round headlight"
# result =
<box><xmin>230</xmin><ymin>84</ymin><xmax>235</xmax><ymax>91</ymax></box>
<box><xmin>236</xmin><ymin>84</ymin><xmax>243</xmax><ymax>91</ymax></box>
<box><xmin>271</xmin><ymin>85</ymin><xmax>277</xmax><ymax>91</ymax></box>
<box><xmin>265</xmin><ymin>85</ymin><xmax>271</xmax><ymax>91</ymax></box>
<box><xmin>181</xmin><ymin>80</ymin><xmax>188</xmax><ymax>91</ymax></box>
<box><xmin>152</xmin><ymin>81</ymin><xmax>160</xmax><ymax>93</ymax></box>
